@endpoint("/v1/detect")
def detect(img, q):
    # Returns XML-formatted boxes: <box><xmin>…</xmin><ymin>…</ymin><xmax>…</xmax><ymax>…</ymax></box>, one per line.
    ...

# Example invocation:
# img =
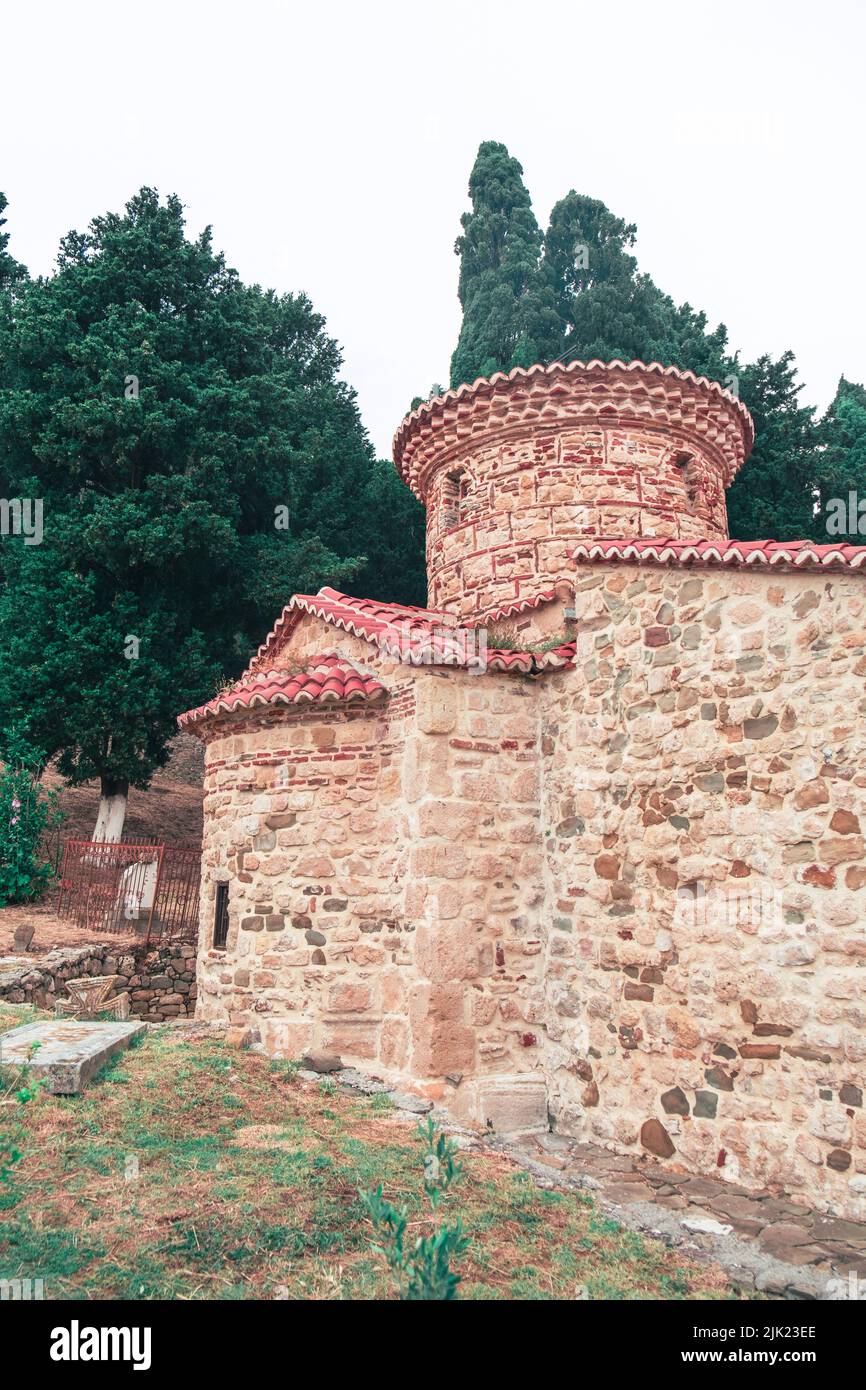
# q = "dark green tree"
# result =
<box><xmin>450</xmin><ymin>142</ymin><xmax>560</xmax><ymax>387</ymax></box>
<box><xmin>726</xmin><ymin>353</ymin><xmax>821</xmax><ymax>542</ymax></box>
<box><xmin>356</xmin><ymin>458</ymin><xmax>426</xmax><ymax>608</ymax></box>
<box><xmin>450</xmin><ymin>144</ymin><xmax>828</xmax><ymax>543</ymax></box>
<box><xmin>0</xmin><ymin>188</ymin><xmax>418</xmax><ymax>837</ymax></box>
<box><xmin>541</xmin><ymin>189</ymin><xmax>730</xmax><ymax>377</ymax></box>
<box><xmin>0</xmin><ymin>193</ymin><xmax>26</xmax><ymax>294</ymax></box>
<box><xmin>541</xmin><ymin>194</ymin><xmax>823</xmax><ymax>539</ymax></box>
<box><xmin>816</xmin><ymin>377</ymin><xmax>866</xmax><ymax>535</ymax></box>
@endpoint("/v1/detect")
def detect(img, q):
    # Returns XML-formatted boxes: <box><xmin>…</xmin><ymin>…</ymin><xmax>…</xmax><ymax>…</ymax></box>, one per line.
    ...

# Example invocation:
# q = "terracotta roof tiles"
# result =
<box><xmin>572</xmin><ymin>538</ymin><xmax>866</xmax><ymax>571</ymax></box>
<box><xmin>393</xmin><ymin>358</ymin><xmax>754</xmax><ymax>498</ymax></box>
<box><xmin>250</xmin><ymin>587</ymin><xmax>454</xmax><ymax>670</ymax></box>
<box><xmin>178</xmin><ymin>654</ymin><xmax>387</xmax><ymax>731</ymax></box>
<box><xmin>250</xmin><ymin>586</ymin><xmax>574</xmax><ymax>673</ymax></box>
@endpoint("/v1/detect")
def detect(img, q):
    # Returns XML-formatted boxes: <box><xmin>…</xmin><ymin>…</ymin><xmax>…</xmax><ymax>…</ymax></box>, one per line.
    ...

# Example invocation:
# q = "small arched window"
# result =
<box><xmin>442</xmin><ymin>468</ymin><xmax>470</xmax><ymax>531</ymax></box>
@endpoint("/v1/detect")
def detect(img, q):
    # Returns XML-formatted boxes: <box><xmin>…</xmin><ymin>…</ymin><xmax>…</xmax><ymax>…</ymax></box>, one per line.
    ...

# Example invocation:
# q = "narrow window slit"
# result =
<box><xmin>674</xmin><ymin>452</ymin><xmax>702</xmax><ymax>510</ymax></box>
<box><xmin>213</xmin><ymin>882</ymin><xmax>230</xmax><ymax>950</ymax></box>
<box><xmin>442</xmin><ymin>468</ymin><xmax>469</xmax><ymax>530</ymax></box>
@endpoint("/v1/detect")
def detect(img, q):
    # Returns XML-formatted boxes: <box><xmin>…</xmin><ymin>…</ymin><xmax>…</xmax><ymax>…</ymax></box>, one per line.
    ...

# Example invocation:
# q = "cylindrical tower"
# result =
<box><xmin>393</xmin><ymin>359</ymin><xmax>754</xmax><ymax>621</ymax></box>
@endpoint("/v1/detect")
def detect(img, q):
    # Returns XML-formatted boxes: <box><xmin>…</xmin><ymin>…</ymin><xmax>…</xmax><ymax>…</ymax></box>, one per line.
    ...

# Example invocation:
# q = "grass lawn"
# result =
<box><xmin>0</xmin><ymin>1001</ymin><xmax>738</xmax><ymax>1301</ymax></box>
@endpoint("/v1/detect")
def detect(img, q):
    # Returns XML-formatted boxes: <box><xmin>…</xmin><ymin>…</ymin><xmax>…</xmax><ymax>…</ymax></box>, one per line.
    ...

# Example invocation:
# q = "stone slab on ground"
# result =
<box><xmin>0</xmin><ymin>1019</ymin><xmax>145</xmax><ymax>1094</ymax></box>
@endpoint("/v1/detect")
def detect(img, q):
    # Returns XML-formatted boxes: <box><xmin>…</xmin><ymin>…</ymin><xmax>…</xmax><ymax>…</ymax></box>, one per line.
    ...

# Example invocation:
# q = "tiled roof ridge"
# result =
<box><xmin>393</xmin><ymin>358</ymin><xmax>755</xmax><ymax>484</ymax></box>
<box><xmin>467</xmin><ymin>588</ymin><xmax>559</xmax><ymax>627</ymax></box>
<box><xmin>572</xmin><ymin>537</ymin><xmax>866</xmax><ymax>571</ymax></box>
<box><xmin>250</xmin><ymin>585</ymin><xmax>567</xmax><ymax>670</ymax></box>
<box><xmin>487</xmin><ymin>640</ymin><xmax>576</xmax><ymax>674</ymax></box>
<box><xmin>178</xmin><ymin>652</ymin><xmax>387</xmax><ymax>730</ymax></box>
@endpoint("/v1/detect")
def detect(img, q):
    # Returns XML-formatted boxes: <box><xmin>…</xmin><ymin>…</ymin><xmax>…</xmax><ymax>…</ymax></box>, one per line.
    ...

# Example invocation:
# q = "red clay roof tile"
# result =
<box><xmin>393</xmin><ymin>359</ymin><xmax>754</xmax><ymax>497</ymax></box>
<box><xmin>249</xmin><ymin>586</ymin><xmax>572</xmax><ymax>674</ymax></box>
<box><xmin>178</xmin><ymin>654</ymin><xmax>387</xmax><ymax>731</ymax></box>
<box><xmin>572</xmin><ymin>538</ymin><xmax>866</xmax><ymax>570</ymax></box>
<box><xmin>179</xmin><ymin>588</ymin><xmax>578</xmax><ymax>733</ymax></box>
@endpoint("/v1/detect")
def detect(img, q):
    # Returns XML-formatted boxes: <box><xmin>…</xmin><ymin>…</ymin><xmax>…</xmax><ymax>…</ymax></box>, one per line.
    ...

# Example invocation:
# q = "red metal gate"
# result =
<box><xmin>56</xmin><ymin>840</ymin><xmax>200</xmax><ymax>945</ymax></box>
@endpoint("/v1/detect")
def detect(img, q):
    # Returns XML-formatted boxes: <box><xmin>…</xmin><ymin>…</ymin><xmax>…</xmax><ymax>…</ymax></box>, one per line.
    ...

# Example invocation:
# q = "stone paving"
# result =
<box><xmin>306</xmin><ymin>1053</ymin><xmax>866</xmax><ymax>1300</ymax></box>
<box><xmin>488</xmin><ymin>1130</ymin><xmax>866</xmax><ymax>1300</ymax></box>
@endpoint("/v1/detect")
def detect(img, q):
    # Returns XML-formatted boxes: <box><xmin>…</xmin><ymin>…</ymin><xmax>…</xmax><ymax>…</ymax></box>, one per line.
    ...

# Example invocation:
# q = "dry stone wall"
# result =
<box><xmin>0</xmin><ymin>943</ymin><xmax>196</xmax><ymax>1020</ymax></box>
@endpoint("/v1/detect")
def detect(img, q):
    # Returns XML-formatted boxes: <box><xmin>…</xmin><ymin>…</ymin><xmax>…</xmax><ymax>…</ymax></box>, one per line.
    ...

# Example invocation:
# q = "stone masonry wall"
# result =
<box><xmin>423</xmin><ymin>423</ymin><xmax>730</xmax><ymax>622</ymax></box>
<box><xmin>195</xmin><ymin>690</ymin><xmax>413</xmax><ymax>1064</ymax></box>
<box><xmin>0</xmin><ymin>943</ymin><xmax>196</xmax><ymax>1020</ymax></box>
<box><xmin>402</xmin><ymin>666</ymin><xmax>548</xmax><ymax>1128</ymax></box>
<box><xmin>194</xmin><ymin>620</ymin><xmax>548</xmax><ymax>1124</ymax></box>
<box><xmin>188</xmin><ymin>548</ymin><xmax>866</xmax><ymax>1214</ymax></box>
<box><xmin>540</xmin><ymin>561</ymin><xmax>866</xmax><ymax>1217</ymax></box>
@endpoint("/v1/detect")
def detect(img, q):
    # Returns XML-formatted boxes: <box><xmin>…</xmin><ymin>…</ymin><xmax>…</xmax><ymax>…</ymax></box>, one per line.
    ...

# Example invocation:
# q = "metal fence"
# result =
<box><xmin>56</xmin><ymin>839</ymin><xmax>200</xmax><ymax>945</ymax></box>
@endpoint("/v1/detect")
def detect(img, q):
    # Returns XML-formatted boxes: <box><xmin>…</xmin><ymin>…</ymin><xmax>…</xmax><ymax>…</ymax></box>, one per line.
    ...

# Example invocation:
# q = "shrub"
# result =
<box><xmin>362</xmin><ymin>1117</ymin><xmax>471</xmax><ymax>1300</ymax></box>
<box><xmin>0</xmin><ymin>733</ymin><xmax>62</xmax><ymax>905</ymax></box>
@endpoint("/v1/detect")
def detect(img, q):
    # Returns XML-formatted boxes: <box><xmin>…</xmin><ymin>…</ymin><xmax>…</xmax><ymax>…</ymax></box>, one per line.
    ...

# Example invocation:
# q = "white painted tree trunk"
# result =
<box><xmin>93</xmin><ymin>778</ymin><xmax>129</xmax><ymax>842</ymax></box>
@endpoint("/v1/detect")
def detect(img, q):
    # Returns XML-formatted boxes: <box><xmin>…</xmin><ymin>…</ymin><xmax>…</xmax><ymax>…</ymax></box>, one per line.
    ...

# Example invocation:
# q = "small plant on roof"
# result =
<box><xmin>361</xmin><ymin>1116</ymin><xmax>470</xmax><ymax>1300</ymax></box>
<box><xmin>486</xmin><ymin>622</ymin><xmax>572</xmax><ymax>654</ymax></box>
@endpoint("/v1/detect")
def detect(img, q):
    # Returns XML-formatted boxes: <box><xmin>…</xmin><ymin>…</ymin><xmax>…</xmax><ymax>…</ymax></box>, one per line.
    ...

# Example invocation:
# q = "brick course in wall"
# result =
<box><xmin>393</xmin><ymin>359</ymin><xmax>753</xmax><ymax>621</ymax></box>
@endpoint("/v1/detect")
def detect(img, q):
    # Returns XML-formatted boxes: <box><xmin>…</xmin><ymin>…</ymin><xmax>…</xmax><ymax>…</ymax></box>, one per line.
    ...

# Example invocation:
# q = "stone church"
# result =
<box><xmin>179</xmin><ymin>359</ymin><xmax>866</xmax><ymax>1218</ymax></box>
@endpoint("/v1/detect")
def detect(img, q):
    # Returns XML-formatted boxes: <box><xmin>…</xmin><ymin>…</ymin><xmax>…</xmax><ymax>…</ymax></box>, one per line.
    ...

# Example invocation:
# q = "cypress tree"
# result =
<box><xmin>0</xmin><ymin>193</ymin><xmax>26</xmax><ymax>293</ymax></box>
<box><xmin>450</xmin><ymin>142</ymin><xmax>560</xmax><ymax>388</ymax></box>
<box><xmin>449</xmin><ymin>144</ymin><xmax>831</xmax><ymax>544</ymax></box>
<box><xmin>541</xmin><ymin>189</ymin><xmax>730</xmax><ymax>377</ymax></box>
<box><xmin>726</xmin><ymin>353</ymin><xmax>821</xmax><ymax>542</ymax></box>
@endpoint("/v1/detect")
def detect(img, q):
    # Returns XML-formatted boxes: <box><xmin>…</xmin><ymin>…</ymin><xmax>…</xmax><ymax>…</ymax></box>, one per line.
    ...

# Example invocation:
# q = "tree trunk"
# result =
<box><xmin>93</xmin><ymin>776</ymin><xmax>129</xmax><ymax>842</ymax></box>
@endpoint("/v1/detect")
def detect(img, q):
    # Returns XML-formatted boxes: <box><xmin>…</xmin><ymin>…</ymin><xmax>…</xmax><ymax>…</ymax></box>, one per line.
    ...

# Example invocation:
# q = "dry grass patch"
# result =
<box><xmin>0</xmin><ymin>1001</ymin><xmax>741</xmax><ymax>1301</ymax></box>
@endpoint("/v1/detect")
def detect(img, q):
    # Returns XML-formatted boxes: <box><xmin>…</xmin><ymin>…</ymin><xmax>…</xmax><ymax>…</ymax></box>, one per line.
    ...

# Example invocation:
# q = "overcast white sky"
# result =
<box><xmin>3</xmin><ymin>0</ymin><xmax>864</xmax><ymax>456</ymax></box>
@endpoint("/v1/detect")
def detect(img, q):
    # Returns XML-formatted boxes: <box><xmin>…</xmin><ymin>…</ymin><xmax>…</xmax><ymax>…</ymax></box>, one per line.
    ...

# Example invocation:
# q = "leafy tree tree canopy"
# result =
<box><xmin>726</xmin><ymin>352</ymin><xmax>820</xmax><ymax>542</ymax></box>
<box><xmin>0</xmin><ymin>193</ymin><xmax>26</xmax><ymax>293</ymax></box>
<box><xmin>0</xmin><ymin>188</ymin><xmax>423</xmax><ymax>833</ymax></box>
<box><xmin>819</xmin><ymin>377</ymin><xmax>866</xmax><ymax>496</ymax></box>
